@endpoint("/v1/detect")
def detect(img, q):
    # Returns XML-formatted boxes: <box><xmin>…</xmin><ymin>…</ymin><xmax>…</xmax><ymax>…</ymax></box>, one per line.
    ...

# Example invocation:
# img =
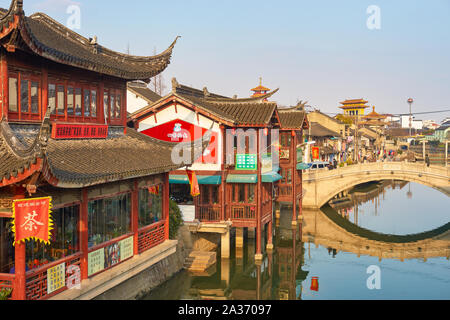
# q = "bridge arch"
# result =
<box><xmin>302</xmin><ymin>162</ymin><xmax>450</xmax><ymax>209</ymax></box>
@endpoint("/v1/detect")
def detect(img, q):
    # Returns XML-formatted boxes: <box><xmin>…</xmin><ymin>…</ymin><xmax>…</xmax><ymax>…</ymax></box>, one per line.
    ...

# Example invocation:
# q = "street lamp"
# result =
<box><xmin>407</xmin><ymin>98</ymin><xmax>414</xmax><ymax>137</ymax></box>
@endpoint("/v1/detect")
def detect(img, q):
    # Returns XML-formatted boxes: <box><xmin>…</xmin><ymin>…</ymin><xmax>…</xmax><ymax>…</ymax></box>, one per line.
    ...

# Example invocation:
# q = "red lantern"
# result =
<box><xmin>311</xmin><ymin>277</ymin><xmax>319</xmax><ymax>292</ymax></box>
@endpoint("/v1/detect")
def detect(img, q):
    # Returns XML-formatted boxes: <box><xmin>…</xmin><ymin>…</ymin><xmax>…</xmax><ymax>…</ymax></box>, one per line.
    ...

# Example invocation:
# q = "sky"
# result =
<box><xmin>3</xmin><ymin>0</ymin><xmax>450</xmax><ymax>122</ymax></box>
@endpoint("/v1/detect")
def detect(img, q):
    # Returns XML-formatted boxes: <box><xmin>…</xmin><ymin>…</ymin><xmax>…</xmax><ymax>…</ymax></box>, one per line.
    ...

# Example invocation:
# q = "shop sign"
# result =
<box><xmin>47</xmin><ymin>262</ymin><xmax>65</xmax><ymax>294</ymax></box>
<box><xmin>12</xmin><ymin>197</ymin><xmax>53</xmax><ymax>246</ymax></box>
<box><xmin>312</xmin><ymin>147</ymin><xmax>320</xmax><ymax>160</ymax></box>
<box><xmin>88</xmin><ymin>249</ymin><xmax>105</xmax><ymax>277</ymax></box>
<box><xmin>119</xmin><ymin>236</ymin><xmax>134</xmax><ymax>262</ymax></box>
<box><xmin>236</xmin><ymin>154</ymin><xmax>257</xmax><ymax>170</ymax></box>
<box><xmin>52</xmin><ymin>123</ymin><xmax>108</xmax><ymax>139</ymax></box>
<box><xmin>141</xmin><ymin>119</ymin><xmax>218</xmax><ymax>164</ymax></box>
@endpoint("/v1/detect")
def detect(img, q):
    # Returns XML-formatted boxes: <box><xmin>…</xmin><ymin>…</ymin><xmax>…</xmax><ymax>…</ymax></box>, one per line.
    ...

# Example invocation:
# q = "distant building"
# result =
<box><xmin>401</xmin><ymin>116</ymin><xmax>423</xmax><ymax>130</ymax></box>
<box><xmin>422</xmin><ymin>120</ymin><xmax>440</xmax><ymax>130</ymax></box>
<box><xmin>127</xmin><ymin>81</ymin><xmax>162</xmax><ymax>114</ymax></box>
<box><xmin>339</xmin><ymin>99</ymin><xmax>370</xmax><ymax>117</ymax></box>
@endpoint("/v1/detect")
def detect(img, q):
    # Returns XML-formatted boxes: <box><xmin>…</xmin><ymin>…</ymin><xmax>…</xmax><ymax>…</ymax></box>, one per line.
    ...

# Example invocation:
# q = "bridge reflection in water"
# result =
<box><xmin>143</xmin><ymin>181</ymin><xmax>450</xmax><ymax>300</ymax></box>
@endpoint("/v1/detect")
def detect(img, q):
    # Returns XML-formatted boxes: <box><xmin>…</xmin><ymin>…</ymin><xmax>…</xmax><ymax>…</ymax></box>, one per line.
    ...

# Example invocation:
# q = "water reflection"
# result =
<box><xmin>143</xmin><ymin>181</ymin><xmax>450</xmax><ymax>300</ymax></box>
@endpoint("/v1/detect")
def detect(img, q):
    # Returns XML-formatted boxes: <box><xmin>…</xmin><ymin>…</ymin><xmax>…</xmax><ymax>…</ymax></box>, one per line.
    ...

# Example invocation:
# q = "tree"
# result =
<box><xmin>151</xmin><ymin>47</ymin><xmax>167</xmax><ymax>96</ymax></box>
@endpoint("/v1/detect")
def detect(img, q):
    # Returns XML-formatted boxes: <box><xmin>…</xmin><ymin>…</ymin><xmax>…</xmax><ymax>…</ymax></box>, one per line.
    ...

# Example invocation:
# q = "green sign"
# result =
<box><xmin>236</xmin><ymin>154</ymin><xmax>257</xmax><ymax>170</ymax></box>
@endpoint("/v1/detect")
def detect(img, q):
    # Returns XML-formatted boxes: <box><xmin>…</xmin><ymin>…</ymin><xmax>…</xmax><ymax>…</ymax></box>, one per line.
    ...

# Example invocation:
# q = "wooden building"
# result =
<box><xmin>128</xmin><ymin>78</ymin><xmax>283</xmax><ymax>260</ymax></box>
<box><xmin>339</xmin><ymin>99</ymin><xmax>370</xmax><ymax>117</ymax></box>
<box><xmin>277</xmin><ymin>107</ymin><xmax>309</xmax><ymax>225</ymax></box>
<box><xmin>0</xmin><ymin>0</ymin><xmax>191</xmax><ymax>300</ymax></box>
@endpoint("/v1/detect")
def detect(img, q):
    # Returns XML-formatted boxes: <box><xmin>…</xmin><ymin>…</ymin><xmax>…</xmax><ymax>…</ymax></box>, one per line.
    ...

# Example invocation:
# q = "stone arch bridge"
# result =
<box><xmin>302</xmin><ymin>162</ymin><xmax>450</xmax><ymax>209</ymax></box>
<box><xmin>299</xmin><ymin>207</ymin><xmax>450</xmax><ymax>262</ymax></box>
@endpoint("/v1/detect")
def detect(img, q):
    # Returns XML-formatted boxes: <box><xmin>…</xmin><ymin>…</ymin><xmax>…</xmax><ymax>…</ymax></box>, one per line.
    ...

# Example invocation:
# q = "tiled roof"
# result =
<box><xmin>0</xmin><ymin>121</ymin><xmax>208</xmax><ymax>188</ymax></box>
<box><xmin>277</xmin><ymin>108</ymin><xmax>308</xmax><ymax>129</ymax></box>
<box><xmin>0</xmin><ymin>0</ymin><xmax>178</xmax><ymax>80</ymax></box>
<box><xmin>129</xmin><ymin>79</ymin><xmax>280</xmax><ymax>127</ymax></box>
<box><xmin>128</xmin><ymin>82</ymin><xmax>162</xmax><ymax>104</ymax></box>
<box><xmin>309</xmin><ymin>122</ymin><xmax>340</xmax><ymax>137</ymax></box>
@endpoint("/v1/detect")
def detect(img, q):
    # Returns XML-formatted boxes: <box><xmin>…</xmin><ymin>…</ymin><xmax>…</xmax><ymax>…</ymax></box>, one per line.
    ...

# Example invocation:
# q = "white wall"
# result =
<box><xmin>127</xmin><ymin>90</ymin><xmax>149</xmax><ymax>114</ymax></box>
<box><xmin>138</xmin><ymin>104</ymin><xmax>223</xmax><ymax>171</ymax></box>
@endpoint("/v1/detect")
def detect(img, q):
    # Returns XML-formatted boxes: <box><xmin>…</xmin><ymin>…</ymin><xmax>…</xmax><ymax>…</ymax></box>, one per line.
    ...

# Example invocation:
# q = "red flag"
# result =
<box><xmin>186</xmin><ymin>170</ymin><xmax>200</xmax><ymax>197</ymax></box>
<box><xmin>12</xmin><ymin>197</ymin><xmax>53</xmax><ymax>246</ymax></box>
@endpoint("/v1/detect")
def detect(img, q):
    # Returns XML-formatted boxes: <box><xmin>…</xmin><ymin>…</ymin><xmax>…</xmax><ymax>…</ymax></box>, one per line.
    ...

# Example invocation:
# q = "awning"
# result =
<box><xmin>226</xmin><ymin>174</ymin><xmax>257</xmax><ymax>184</ymax></box>
<box><xmin>226</xmin><ymin>173</ymin><xmax>282</xmax><ymax>184</ymax></box>
<box><xmin>169</xmin><ymin>175</ymin><xmax>222</xmax><ymax>185</ymax></box>
<box><xmin>262</xmin><ymin>171</ymin><xmax>283</xmax><ymax>183</ymax></box>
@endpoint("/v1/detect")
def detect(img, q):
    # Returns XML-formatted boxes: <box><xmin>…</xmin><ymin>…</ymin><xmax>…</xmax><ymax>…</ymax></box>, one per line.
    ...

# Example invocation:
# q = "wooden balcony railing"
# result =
<box><xmin>138</xmin><ymin>221</ymin><xmax>166</xmax><ymax>254</ymax></box>
<box><xmin>196</xmin><ymin>205</ymin><xmax>221</xmax><ymax>222</ymax></box>
<box><xmin>230</xmin><ymin>205</ymin><xmax>257</xmax><ymax>221</ymax></box>
<box><xmin>25</xmin><ymin>252</ymin><xmax>82</xmax><ymax>300</ymax></box>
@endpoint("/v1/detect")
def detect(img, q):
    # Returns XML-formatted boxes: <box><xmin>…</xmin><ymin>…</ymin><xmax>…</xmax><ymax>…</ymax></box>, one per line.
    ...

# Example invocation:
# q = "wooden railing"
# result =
<box><xmin>279</xmin><ymin>185</ymin><xmax>292</xmax><ymax>197</ymax></box>
<box><xmin>230</xmin><ymin>205</ymin><xmax>257</xmax><ymax>220</ymax></box>
<box><xmin>262</xmin><ymin>201</ymin><xmax>273</xmax><ymax>220</ymax></box>
<box><xmin>25</xmin><ymin>252</ymin><xmax>82</xmax><ymax>300</ymax></box>
<box><xmin>138</xmin><ymin>221</ymin><xmax>166</xmax><ymax>254</ymax></box>
<box><xmin>196</xmin><ymin>205</ymin><xmax>221</xmax><ymax>222</ymax></box>
<box><xmin>0</xmin><ymin>273</ymin><xmax>14</xmax><ymax>300</ymax></box>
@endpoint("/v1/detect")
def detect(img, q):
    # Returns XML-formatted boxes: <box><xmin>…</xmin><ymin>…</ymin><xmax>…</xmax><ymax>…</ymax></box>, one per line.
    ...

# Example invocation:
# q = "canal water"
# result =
<box><xmin>142</xmin><ymin>180</ymin><xmax>450</xmax><ymax>300</ymax></box>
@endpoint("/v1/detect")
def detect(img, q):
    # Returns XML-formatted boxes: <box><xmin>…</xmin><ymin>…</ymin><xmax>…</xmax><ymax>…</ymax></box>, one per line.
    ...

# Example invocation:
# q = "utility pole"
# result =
<box><xmin>408</xmin><ymin>98</ymin><xmax>414</xmax><ymax>137</ymax></box>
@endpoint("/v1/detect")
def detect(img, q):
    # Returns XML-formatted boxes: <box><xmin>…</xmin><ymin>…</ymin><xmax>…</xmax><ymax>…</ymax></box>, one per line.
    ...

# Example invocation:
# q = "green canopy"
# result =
<box><xmin>169</xmin><ymin>175</ymin><xmax>222</xmax><ymax>185</ymax></box>
<box><xmin>226</xmin><ymin>174</ymin><xmax>257</xmax><ymax>184</ymax></box>
<box><xmin>226</xmin><ymin>173</ymin><xmax>282</xmax><ymax>184</ymax></box>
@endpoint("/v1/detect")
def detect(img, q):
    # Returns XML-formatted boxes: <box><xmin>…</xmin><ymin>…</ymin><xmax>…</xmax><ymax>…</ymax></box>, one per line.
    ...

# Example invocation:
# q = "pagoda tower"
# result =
<box><xmin>251</xmin><ymin>77</ymin><xmax>271</xmax><ymax>101</ymax></box>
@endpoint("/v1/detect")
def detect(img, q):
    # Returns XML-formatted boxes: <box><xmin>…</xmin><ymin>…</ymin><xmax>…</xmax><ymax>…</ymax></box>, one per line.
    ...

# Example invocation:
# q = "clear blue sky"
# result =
<box><xmin>4</xmin><ymin>0</ymin><xmax>450</xmax><ymax>122</ymax></box>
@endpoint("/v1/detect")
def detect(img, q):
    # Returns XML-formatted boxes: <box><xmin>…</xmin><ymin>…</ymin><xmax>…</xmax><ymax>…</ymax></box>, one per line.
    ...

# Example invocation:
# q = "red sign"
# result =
<box><xmin>52</xmin><ymin>123</ymin><xmax>109</xmax><ymax>139</ymax></box>
<box><xmin>12</xmin><ymin>197</ymin><xmax>53</xmax><ymax>245</ymax></box>
<box><xmin>312</xmin><ymin>147</ymin><xmax>320</xmax><ymax>161</ymax></box>
<box><xmin>141</xmin><ymin>119</ymin><xmax>218</xmax><ymax>164</ymax></box>
<box><xmin>311</xmin><ymin>277</ymin><xmax>319</xmax><ymax>292</ymax></box>
<box><xmin>186</xmin><ymin>170</ymin><xmax>200</xmax><ymax>197</ymax></box>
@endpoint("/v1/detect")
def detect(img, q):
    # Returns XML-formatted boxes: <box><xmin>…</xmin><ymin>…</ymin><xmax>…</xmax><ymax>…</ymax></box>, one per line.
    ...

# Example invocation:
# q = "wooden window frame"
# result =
<box><xmin>8</xmin><ymin>72</ymin><xmax>42</xmax><ymax>122</ymax></box>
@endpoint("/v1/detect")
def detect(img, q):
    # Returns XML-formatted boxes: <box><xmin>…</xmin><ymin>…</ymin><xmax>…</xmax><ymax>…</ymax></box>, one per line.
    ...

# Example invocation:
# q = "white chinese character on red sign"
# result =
<box><xmin>21</xmin><ymin>210</ymin><xmax>44</xmax><ymax>232</ymax></box>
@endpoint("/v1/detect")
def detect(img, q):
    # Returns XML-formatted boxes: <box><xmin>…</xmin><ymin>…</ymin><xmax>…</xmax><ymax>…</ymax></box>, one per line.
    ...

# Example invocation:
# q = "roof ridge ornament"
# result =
<box><xmin>171</xmin><ymin>77</ymin><xmax>180</xmax><ymax>93</ymax></box>
<box><xmin>203</xmin><ymin>87</ymin><xmax>210</xmax><ymax>97</ymax></box>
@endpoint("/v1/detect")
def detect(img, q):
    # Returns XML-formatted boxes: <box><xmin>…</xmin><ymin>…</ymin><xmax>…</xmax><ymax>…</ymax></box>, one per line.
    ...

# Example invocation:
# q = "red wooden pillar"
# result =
<box><xmin>256</xmin><ymin>130</ymin><xmax>262</xmax><ymax>258</ymax></box>
<box><xmin>164</xmin><ymin>172</ymin><xmax>170</xmax><ymax>240</ymax></box>
<box><xmin>99</xmin><ymin>81</ymin><xmax>105</xmax><ymax>124</ymax></box>
<box><xmin>131</xmin><ymin>180</ymin><xmax>139</xmax><ymax>255</ymax></box>
<box><xmin>41</xmin><ymin>67</ymin><xmax>48</xmax><ymax>117</ymax></box>
<box><xmin>292</xmin><ymin>130</ymin><xmax>297</xmax><ymax>224</ymax></box>
<box><xmin>80</xmin><ymin>188</ymin><xmax>89</xmax><ymax>280</ymax></box>
<box><xmin>12</xmin><ymin>189</ymin><xmax>26</xmax><ymax>300</ymax></box>
<box><xmin>220</xmin><ymin>125</ymin><xmax>226</xmax><ymax>221</ymax></box>
<box><xmin>1</xmin><ymin>50</ymin><xmax>8</xmax><ymax>121</ymax></box>
<box><xmin>267</xmin><ymin>220</ymin><xmax>273</xmax><ymax>247</ymax></box>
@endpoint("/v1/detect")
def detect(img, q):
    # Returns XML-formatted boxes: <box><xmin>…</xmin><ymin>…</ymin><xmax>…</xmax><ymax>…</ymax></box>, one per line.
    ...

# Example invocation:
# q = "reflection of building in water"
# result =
<box><xmin>274</xmin><ymin>227</ymin><xmax>309</xmax><ymax>300</ymax></box>
<box><xmin>329</xmin><ymin>180</ymin><xmax>409</xmax><ymax>223</ymax></box>
<box><xmin>301</xmin><ymin>207</ymin><xmax>450</xmax><ymax>262</ymax></box>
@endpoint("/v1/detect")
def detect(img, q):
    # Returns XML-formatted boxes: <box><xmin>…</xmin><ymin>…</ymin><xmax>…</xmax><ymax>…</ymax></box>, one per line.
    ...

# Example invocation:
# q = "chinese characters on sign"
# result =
<box><xmin>47</xmin><ymin>263</ymin><xmax>66</xmax><ymax>294</ymax></box>
<box><xmin>52</xmin><ymin>123</ymin><xmax>108</xmax><ymax>139</ymax></box>
<box><xmin>88</xmin><ymin>249</ymin><xmax>105</xmax><ymax>277</ymax></box>
<box><xmin>119</xmin><ymin>236</ymin><xmax>134</xmax><ymax>262</ymax></box>
<box><xmin>236</xmin><ymin>154</ymin><xmax>257</xmax><ymax>170</ymax></box>
<box><xmin>12</xmin><ymin>197</ymin><xmax>53</xmax><ymax>245</ymax></box>
<box><xmin>312</xmin><ymin>147</ymin><xmax>320</xmax><ymax>161</ymax></box>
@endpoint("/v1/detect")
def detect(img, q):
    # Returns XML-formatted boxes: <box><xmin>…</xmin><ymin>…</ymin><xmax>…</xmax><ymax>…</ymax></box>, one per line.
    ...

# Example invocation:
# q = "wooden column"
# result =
<box><xmin>41</xmin><ymin>66</ymin><xmax>48</xmax><ymax>116</ymax></box>
<box><xmin>292</xmin><ymin>130</ymin><xmax>297</xmax><ymax>225</ymax></box>
<box><xmin>80</xmin><ymin>189</ymin><xmax>89</xmax><ymax>280</ymax></box>
<box><xmin>1</xmin><ymin>50</ymin><xmax>8</xmax><ymax>121</ymax></box>
<box><xmin>12</xmin><ymin>189</ymin><xmax>25</xmax><ymax>300</ymax></box>
<box><xmin>164</xmin><ymin>172</ymin><xmax>170</xmax><ymax>240</ymax></box>
<box><xmin>255</xmin><ymin>130</ymin><xmax>262</xmax><ymax>261</ymax></box>
<box><xmin>99</xmin><ymin>81</ymin><xmax>105</xmax><ymax>124</ymax></box>
<box><xmin>131</xmin><ymin>180</ymin><xmax>139</xmax><ymax>255</ymax></box>
<box><xmin>220</xmin><ymin>125</ymin><xmax>226</xmax><ymax>221</ymax></box>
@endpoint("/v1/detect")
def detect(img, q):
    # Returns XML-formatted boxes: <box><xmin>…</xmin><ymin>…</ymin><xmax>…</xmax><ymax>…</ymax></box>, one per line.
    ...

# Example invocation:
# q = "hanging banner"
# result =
<box><xmin>186</xmin><ymin>170</ymin><xmax>200</xmax><ymax>197</ymax></box>
<box><xmin>312</xmin><ymin>147</ymin><xmax>320</xmax><ymax>161</ymax></box>
<box><xmin>12</xmin><ymin>197</ymin><xmax>53</xmax><ymax>246</ymax></box>
<box><xmin>148</xmin><ymin>185</ymin><xmax>160</xmax><ymax>195</ymax></box>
